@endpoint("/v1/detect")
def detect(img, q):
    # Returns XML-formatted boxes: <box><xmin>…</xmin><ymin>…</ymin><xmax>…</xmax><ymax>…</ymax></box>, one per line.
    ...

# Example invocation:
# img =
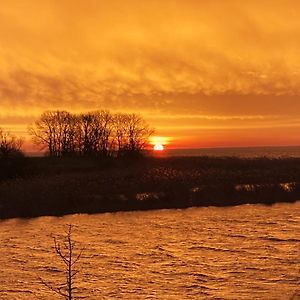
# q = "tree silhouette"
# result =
<box><xmin>29</xmin><ymin>110</ymin><xmax>154</xmax><ymax>157</ymax></box>
<box><xmin>29</xmin><ymin>111</ymin><xmax>78</xmax><ymax>157</ymax></box>
<box><xmin>115</xmin><ymin>113</ymin><xmax>154</xmax><ymax>157</ymax></box>
<box><xmin>40</xmin><ymin>225</ymin><xmax>84</xmax><ymax>300</ymax></box>
<box><xmin>77</xmin><ymin>110</ymin><xmax>114</xmax><ymax>157</ymax></box>
<box><xmin>0</xmin><ymin>127</ymin><xmax>23</xmax><ymax>158</ymax></box>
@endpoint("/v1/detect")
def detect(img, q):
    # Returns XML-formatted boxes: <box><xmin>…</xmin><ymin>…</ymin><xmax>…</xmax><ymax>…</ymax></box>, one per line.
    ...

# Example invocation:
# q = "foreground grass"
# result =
<box><xmin>1</xmin><ymin>156</ymin><xmax>300</xmax><ymax>219</ymax></box>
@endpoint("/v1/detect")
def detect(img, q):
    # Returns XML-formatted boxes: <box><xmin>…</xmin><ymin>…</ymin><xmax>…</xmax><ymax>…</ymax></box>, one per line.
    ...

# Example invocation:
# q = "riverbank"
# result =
<box><xmin>1</xmin><ymin>156</ymin><xmax>300</xmax><ymax>219</ymax></box>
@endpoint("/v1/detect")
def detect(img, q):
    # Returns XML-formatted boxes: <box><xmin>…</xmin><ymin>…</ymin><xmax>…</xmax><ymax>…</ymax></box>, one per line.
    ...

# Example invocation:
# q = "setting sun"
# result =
<box><xmin>153</xmin><ymin>143</ymin><xmax>164</xmax><ymax>151</ymax></box>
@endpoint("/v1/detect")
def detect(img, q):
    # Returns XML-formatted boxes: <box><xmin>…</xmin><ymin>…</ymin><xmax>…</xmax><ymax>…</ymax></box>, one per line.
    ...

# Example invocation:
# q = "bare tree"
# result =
<box><xmin>29</xmin><ymin>110</ymin><xmax>154</xmax><ymax>157</ymax></box>
<box><xmin>0</xmin><ymin>127</ymin><xmax>24</xmax><ymax>158</ymax></box>
<box><xmin>76</xmin><ymin>111</ymin><xmax>115</xmax><ymax>157</ymax></box>
<box><xmin>127</xmin><ymin>113</ymin><xmax>154</xmax><ymax>152</ymax></box>
<box><xmin>114</xmin><ymin>113</ymin><xmax>154</xmax><ymax>156</ymax></box>
<box><xmin>113</xmin><ymin>113</ymin><xmax>128</xmax><ymax>155</ymax></box>
<box><xmin>97</xmin><ymin>110</ymin><xmax>115</xmax><ymax>157</ymax></box>
<box><xmin>40</xmin><ymin>225</ymin><xmax>84</xmax><ymax>300</ymax></box>
<box><xmin>77</xmin><ymin>112</ymin><xmax>94</xmax><ymax>156</ymax></box>
<box><xmin>29</xmin><ymin>111</ymin><xmax>77</xmax><ymax>157</ymax></box>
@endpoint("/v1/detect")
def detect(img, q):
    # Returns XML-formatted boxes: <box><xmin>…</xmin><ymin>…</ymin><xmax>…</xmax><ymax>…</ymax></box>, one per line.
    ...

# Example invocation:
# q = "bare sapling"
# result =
<box><xmin>40</xmin><ymin>224</ymin><xmax>84</xmax><ymax>300</ymax></box>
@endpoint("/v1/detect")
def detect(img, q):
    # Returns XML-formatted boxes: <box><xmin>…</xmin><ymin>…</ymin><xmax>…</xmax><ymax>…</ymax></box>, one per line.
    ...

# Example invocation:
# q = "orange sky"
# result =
<box><xmin>1</xmin><ymin>0</ymin><xmax>300</xmax><ymax>150</ymax></box>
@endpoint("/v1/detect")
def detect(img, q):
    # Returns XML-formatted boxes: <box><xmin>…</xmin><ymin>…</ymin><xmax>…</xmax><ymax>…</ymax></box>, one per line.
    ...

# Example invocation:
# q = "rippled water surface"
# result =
<box><xmin>1</xmin><ymin>203</ymin><xmax>300</xmax><ymax>299</ymax></box>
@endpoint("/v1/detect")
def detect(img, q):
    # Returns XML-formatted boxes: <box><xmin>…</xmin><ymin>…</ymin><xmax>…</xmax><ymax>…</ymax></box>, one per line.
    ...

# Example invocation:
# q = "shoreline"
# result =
<box><xmin>1</xmin><ymin>194</ymin><xmax>298</xmax><ymax>220</ymax></box>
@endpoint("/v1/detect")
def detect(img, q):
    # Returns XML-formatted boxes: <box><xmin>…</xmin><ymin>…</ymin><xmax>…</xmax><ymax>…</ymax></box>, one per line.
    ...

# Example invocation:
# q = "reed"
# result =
<box><xmin>1</xmin><ymin>156</ymin><xmax>300</xmax><ymax>219</ymax></box>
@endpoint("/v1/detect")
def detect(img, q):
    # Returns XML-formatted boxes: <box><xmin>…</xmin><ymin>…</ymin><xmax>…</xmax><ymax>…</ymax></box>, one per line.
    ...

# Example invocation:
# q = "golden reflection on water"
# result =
<box><xmin>0</xmin><ymin>202</ymin><xmax>300</xmax><ymax>299</ymax></box>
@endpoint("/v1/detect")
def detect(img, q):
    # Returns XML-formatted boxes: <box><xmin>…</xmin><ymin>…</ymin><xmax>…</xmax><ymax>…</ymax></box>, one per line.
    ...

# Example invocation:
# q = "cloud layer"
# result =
<box><xmin>1</xmin><ymin>0</ymin><xmax>300</xmax><ymax>147</ymax></box>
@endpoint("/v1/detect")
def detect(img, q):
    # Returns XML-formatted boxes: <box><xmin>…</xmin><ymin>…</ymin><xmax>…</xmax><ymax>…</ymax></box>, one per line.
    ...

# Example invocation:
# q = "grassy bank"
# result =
<box><xmin>1</xmin><ymin>156</ymin><xmax>300</xmax><ymax>219</ymax></box>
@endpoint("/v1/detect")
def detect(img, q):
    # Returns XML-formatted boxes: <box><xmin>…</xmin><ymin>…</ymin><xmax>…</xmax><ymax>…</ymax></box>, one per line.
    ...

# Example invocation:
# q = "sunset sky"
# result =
<box><xmin>1</xmin><ymin>0</ymin><xmax>300</xmax><ymax>150</ymax></box>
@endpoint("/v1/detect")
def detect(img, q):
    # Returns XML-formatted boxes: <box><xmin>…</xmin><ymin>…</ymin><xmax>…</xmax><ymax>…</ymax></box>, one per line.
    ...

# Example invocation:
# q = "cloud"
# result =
<box><xmin>1</xmin><ymin>0</ymin><xmax>300</xmax><ymax>146</ymax></box>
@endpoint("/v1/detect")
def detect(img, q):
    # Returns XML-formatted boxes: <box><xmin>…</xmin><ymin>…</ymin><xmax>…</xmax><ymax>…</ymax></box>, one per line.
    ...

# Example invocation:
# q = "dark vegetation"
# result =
<box><xmin>0</xmin><ymin>128</ymin><xmax>26</xmax><ymax>181</ymax></box>
<box><xmin>1</xmin><ymin>154</ymin><xmax>300</xmax><ymax>219</ymax></box>
<box><xmin>29</xmin><ymin>110</ymin><xmax>153</xmax><ymax>158</ymax></box>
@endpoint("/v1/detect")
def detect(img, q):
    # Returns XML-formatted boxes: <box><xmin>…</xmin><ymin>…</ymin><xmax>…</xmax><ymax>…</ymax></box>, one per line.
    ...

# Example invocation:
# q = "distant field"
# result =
<box><xmin>1</xmin><ymin>156</ymin><xmax>300</xmax><ymax>219</ymax></box>
<box><xmin>26</xmin><ymin>145</ymin><xmax>300</xmax><ymax>158</ymax></box>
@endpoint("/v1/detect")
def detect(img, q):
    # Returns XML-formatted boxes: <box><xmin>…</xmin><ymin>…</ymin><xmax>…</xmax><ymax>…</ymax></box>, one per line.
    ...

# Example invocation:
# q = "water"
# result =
<box><xmin>157</xmin><ymin>146</ymin><xmax>300</xmax><ymax>158</ymax></box>
<box><xmin>1</xmin><ymin>203</ymin><xmax>300</xmax><ymax>299</ymax></box>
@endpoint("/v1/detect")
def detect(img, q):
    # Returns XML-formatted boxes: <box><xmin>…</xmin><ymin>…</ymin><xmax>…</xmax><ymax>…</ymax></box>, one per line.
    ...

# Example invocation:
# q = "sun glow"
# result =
<box><xmin>150</xmin><ymin>136</ymin><xmax>171</xmax><ymax>151</ymax></box>
<box><xmin>153</xmin><ymin>143</ymin><xmax>164</xmax><ymax>151</ymax></box>
<box><xmin>149</xmin><ymin>136</ymin><xmax>171</xmax><ymax>145</ymax></box>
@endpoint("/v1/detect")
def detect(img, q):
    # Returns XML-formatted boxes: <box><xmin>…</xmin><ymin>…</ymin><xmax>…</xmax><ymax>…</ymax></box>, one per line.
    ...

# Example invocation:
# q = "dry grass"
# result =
<box><xmin>1</xmin><ymin>156</ymin><xmax>300</xmax><ymax>219</ymax></box>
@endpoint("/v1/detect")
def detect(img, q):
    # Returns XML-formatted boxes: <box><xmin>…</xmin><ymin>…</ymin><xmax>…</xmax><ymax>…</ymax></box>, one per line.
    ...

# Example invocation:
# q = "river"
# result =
<box><xmin>1</xmin><ymin>202</ymin><xmax>300</xmax><ymax>299</ymax></box>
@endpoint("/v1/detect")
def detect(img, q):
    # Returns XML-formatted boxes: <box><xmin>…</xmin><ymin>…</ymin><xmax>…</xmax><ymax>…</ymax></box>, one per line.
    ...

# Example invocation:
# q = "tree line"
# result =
<box><xmin>0</xmin><ymin>128</ymin><xmax>23</xmax><ymax>158</ymax></box>
<box><xmin>23</xmin><ymin>110</ymin><xmax>153</xmax><ymax>157</ymax></box>
<box><xmin>0</xmin><ymin>110</ymin><xmax>154</xmax><ymax>158</ymax></box>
